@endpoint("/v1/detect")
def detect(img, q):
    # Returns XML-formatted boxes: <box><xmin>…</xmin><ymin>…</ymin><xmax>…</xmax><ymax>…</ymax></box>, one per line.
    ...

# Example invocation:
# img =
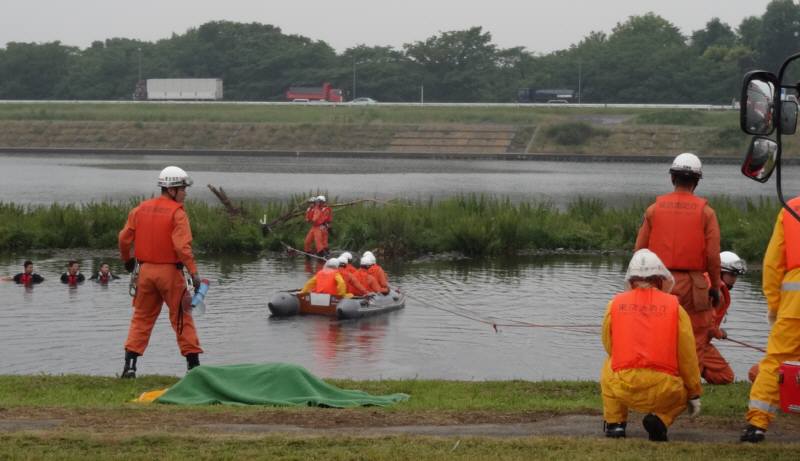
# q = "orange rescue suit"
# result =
<box><xmin>366</xmin><ymin>264</ymin><xmax>389</xmax><ymax>292</ymax></box>
<box><xmin>339</xmin><ymin>268</ymin><xmax>368</xmax><ymax>296</ymax></box>
<box><xmin>118</xmin><ymin>196</ymin><xmax>201</xmax><ymax>357</ymax></box>
<box><xmin>647</xmin><ymin>193</ymin><xmax>707</xmax><ymax>271</ymax></box>
<box><xmin>355</xmin><ymin>269</ymin><xmax>383</xmax><ymax>293</ymax></box>
<box><xmin>610</xmin><ymin>288</ymin><xmax>679</xmax><ymax>376</ymax></box>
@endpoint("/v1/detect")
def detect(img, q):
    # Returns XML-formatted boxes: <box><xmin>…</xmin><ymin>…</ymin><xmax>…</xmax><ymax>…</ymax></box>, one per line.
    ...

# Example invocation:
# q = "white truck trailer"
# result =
<box><xmin>145</xmin><ymin>78</ymin><xmax>223</xmax><ymax>100</ymax></box>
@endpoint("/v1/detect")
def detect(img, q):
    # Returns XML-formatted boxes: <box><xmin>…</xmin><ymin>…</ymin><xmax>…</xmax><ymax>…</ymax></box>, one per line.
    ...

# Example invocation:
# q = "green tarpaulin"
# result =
<box><xmin>154</xmin><ymin>363</ymin><xmax>409</xmax><ymax>407</ymax></box>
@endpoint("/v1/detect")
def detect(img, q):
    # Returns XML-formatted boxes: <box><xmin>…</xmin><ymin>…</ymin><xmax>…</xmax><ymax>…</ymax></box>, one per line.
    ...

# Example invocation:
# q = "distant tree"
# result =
<box><xmin>691</xmin><ymin>18</ymin><xmax>737</xmax><ymax>54</ymax></box>
<box><xmin>0</xmin><ymin>42</ymin><xmax>76</xmax><ymax>99</ymax></box>
<box><xmin>756</xmin><ymin>0</ymin><xmax>800</xmax><ymax>71</ymax></box>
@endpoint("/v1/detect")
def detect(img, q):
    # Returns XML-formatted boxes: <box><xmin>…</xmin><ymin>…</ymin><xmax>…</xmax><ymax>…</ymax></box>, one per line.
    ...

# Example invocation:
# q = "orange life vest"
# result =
<box><xmin>648</xmin><ymin>192</ymin><xmax>707</xmax><ymax>271</ymax></box>
<box><xmin>339</xmin><ymin>269</ymin><xmax>366</xmax><ymax>296</ymax></box>
<box><xmin>132</xmin><ymin>197</ymin><xmax>183</xmax><ymax>264</ymax></box>
<box><xmin>314</xmin><ymin>267</ymin><xmax>339</xmax><ymax>295</ymax></box>
<box><xmin>367</xmin><ymin>264</ymin><xmax>388</xmax><ymax>290</ymax></box>
<box><xmin>783</xmin><ymin>196</ymin><xmax>800</xmax><ymax>270</ymax></box>
<box><xmin>313</xmin><ymin>206</ymin><xmax>332</xmax><ymax>226</ymax></box>
<box><xmin>355</xmin><ymin>269</ymin><xmax>382</xmax><ymax>293</ymax></box>
<box><xmin>610</xmin><ymin>288</ymin><xmax>680</xmax><ymax>376</ymax></box>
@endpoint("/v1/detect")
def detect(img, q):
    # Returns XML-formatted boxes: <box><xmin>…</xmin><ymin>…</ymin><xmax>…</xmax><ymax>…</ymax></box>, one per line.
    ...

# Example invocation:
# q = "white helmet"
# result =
<box><xmin>339</xmin><ymin>252</ymin><xmax>353</xmax><ymax>263</ymax></box>
<box><xmin>624</xmin><ymin>249</ymin><xmax>675</xmax><ymax>293</ymax></box>
<box><xmin>316</xmin><ymin>195</ymin><xmax>327</xmax><ymax>203</ymax></box>
<box><xmin>361</xmin><ymin>251</ymin><xmax>376</xmax><ymax>266</ymax></box>
<box><xmin>669</xmin><ymin>153</ymin><xmax>702</xmax><ymax>178</ymax></box>
<box><xmin>324</xmin><ymin>257</ymin><xmax>340</xmax><ymax>269</ymax></box>
<box><xmin>307</xmin><ymin>196</ymin><xmax>317</xmax><ymax>203</ymax></box>
<box><xmin>158</xmin><ymin>166</ymin><xmax>193</xmax><ymax>188</ymax></box>
<box><xmin>720</xmin><ymin>251</ymin><xmax>747</xmax><ymax>275</ymax></box>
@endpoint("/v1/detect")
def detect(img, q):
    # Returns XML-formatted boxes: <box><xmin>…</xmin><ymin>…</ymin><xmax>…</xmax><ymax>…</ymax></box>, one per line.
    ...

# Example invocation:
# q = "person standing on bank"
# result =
<box><xmin>118</xmin><ymin>166</ymin><xmax>203</xmax><ymax>378</ymax></box>
<box><xmin>634</xmin><ymin>153</ymin><xmax>721</xmax><ymax>369</ymax></box>
<box><xmin>740</xmin><ymin>194</ymin><xmax>800</xmax><ymax>443</ymax></box>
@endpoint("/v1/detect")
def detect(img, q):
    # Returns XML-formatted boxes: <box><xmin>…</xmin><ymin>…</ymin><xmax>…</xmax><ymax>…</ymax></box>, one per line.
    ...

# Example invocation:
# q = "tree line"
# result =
<box><xmin>2</xmin><ymin>0</ymin><xmax>800</xmax><ymax>103</ymax></box>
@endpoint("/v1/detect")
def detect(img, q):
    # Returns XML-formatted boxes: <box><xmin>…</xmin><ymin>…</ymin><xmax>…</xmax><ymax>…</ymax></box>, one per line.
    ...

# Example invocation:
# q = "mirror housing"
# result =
<box><xmin>740</xmin><ymin>71</ymin><xmax>778</xmax><ymax>135</ymax></box>
<box><xmin>741</xmin><ymin>136</ymin><xmax>778</xmax><ymax>183</ymax></box>
<box><xmin>781</xmin><ymin>99</ymin><xmax>799</xmax><ymax>135</ymax></box>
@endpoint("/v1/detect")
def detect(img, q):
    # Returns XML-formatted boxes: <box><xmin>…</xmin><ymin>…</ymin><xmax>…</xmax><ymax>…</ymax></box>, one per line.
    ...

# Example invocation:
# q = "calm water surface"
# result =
<box><xmin>1</xmin><ymin>153</ymin><xmax>799</xmax><ymax>206</ymax></box>
<box><xmin>0</xmin><ymin>252</ymin><xmax>769</xmax><ymax>381</ymax></box>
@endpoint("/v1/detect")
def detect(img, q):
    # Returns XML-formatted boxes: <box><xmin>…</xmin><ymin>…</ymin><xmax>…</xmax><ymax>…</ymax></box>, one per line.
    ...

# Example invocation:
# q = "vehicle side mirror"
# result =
<box><xmin>741</xmin><ymin>136</ymin><xmax>778</xmax><ymax>183</ymax></box>
<box><xmin>781</xmin><ymin>100</ymin><xmax>798</xmax><ymax>135</ymax></box>
<box><xmin>740</xmin><ymin>71</ymin><xmax>778</xmax><ymax>136</ymax></box>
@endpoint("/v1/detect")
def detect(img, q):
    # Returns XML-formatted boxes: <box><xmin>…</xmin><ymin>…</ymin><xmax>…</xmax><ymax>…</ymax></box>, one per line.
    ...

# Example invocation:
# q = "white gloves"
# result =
<box><xmin>687</xmin><ymin>398</ymin><xmax>701</xmax><ymax>418</ymax></box>
<box><xmin>768</xmin><ymin>310</ymin><xmax>777</xmax><ymax>327</ymax></box>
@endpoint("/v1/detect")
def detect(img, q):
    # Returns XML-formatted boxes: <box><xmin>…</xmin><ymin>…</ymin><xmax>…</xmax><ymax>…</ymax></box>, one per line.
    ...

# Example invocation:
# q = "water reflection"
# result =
<box><xmin>0</xmin><ymin>252</ymin><xmax>770</xmax><ymax>381</ymax></box>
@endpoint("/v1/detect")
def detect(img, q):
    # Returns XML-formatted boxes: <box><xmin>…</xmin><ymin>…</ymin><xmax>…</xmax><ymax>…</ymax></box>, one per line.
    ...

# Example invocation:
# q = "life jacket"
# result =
<box><xmin>355</xmin><ymin>269</ymin><xmax>382</xmax><ymax>293</ymax></box>
<box><xmin>366</xmin><ymin>264</ymin><xmax>388</xmax><ymax>290</ymax></box>
<box><xmin>314</xmin><ymin>207</ymin><xmax>332</xmax><ymax>226</ymax></box>
<box><xmin>97</xmin><ymin>272</ymin><xmax>111</xmax><ymax>283</ymax></box>
<box><xmin>305</xmin><ymin>206</ymin><xmax>317</xmax><ymax>223</ymax></box>
<box><xmin>339</xmin><ymin>269</ymin><xmax>366</xmax><ymax>296</ymax></box>
<box><xmin>610</xmin><ymin>288</ymin><xmax>680</xmax><ymax>376</ymax></box>
<box><xmin>19</xmin><ymin>273</ymin><xmax>32</xmax><ymax>285</ymax></box>
<box><xmin>66</xmin><ymin>273</ymin><xmax>78</xmax><ymax>285</ymax></box>
<box><xmin>132</xmin><ymin>196</ymin><xmax>183</xmax><ymax>264</ymax></box>
<box><xmin>314</xmin><ymin>267</ymin><xmax>339</xmax><ymax>295</ymax></box>
<box><xmin>344</xmin><ymin>264</ymin><xmax>357</xmax><ymax>274</ymax></box>
<box><xmin>648</xmin><ymin>192</ymin><xmax>707</xmax><ymax>271</ymax></box>
<box><xmin>783</xmin><ymin>196</ymin><xmax>800</xmax><ymax>270</ymax></box>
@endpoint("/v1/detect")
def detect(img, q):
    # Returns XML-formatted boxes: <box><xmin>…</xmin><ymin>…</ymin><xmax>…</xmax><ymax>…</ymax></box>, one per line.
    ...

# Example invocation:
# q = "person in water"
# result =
<box><xmin>1</xmin><ymin>260</ymin><xmax>44</xmax><ymax>285</ymax></box>
<box><xmin>89</xmin><ymin>262</ymin><xmax>120</xmax><ymax>283</ymax></box>
<box><xmin>60</xmin><ymin>260</ymin><xmax>86</xmax><ymax>285</ymax></box>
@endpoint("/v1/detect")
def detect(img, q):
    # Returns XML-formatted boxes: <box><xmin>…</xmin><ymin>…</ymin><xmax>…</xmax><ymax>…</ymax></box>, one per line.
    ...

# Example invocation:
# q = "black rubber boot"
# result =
<box><xmin>186</xmin><ymin>353</ymin><xmax>200</xmax><ymax>371</ymax></box>
<box><xmin>603</xmin><ymin>421</ymin><xmax>627</xmax><ymax>438</ymax></box>
<box><xmin>642</xmin><ymin>414</ymin><xmax>668</xmax><ymax>442</ymax></box>
<box><xmin>740</xmin><ymin>424</ymin><xmax>766</xmax><ymax>443</ymax></box>
<box><xmin>121</xmin><ymin>350</ymin><xmax>138</xmax><ymax>379</ymax></box>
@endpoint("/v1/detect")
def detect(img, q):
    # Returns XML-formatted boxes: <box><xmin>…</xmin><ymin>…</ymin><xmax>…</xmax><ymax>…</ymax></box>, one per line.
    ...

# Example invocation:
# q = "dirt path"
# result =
<box><xmin>1</xmin><ymin>408</ymin><xmax>798</xmax><ymax>443</ymax></box>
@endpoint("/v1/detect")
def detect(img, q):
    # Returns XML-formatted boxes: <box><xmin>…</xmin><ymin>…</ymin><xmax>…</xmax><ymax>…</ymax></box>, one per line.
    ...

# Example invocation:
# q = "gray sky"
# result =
<box><xmin>0</xmin><ymin>0</ymin><xmax>775</xmax><ymax>53</ymax></box>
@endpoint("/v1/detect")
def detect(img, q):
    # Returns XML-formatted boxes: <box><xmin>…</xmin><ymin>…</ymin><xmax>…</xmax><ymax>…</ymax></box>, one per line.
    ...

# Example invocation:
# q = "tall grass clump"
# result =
<box><xmin>543</xmin><ymin>121</ymin><xmax>610</xmax><ymax>146</ymax></box>
<box><xmin>634</xmin><ymin>110</ymin><xmax>707</xmax><ymax>126</ymax></box>
<box><xmin>0</xmin><ymin>195</ymin><xmax>782</xmax><ymax>261</ymax></box>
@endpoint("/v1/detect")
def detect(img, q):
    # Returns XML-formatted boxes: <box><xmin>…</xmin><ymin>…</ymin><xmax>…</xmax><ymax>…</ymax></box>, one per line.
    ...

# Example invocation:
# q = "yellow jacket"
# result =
<box><xmin>299</xmin><ymin>273</ymin><xmax>350</xmax><ymax>298</ymax></box>
<box><xmin>602</xmin><ymin>300</ymin><xmax>702</xmax><ymax>398</ymax></box>
<box><xmin>763</xmin><ymin>211</ymin><xmax>800</xmax><ymax>319</ymax></box>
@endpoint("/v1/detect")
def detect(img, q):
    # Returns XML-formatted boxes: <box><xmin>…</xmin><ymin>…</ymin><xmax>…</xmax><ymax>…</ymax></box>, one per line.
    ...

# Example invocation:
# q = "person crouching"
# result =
<box><xmin>601</xmin><ymin>249</ymin><xmax>702</xmax><ymax>442</ymax></box>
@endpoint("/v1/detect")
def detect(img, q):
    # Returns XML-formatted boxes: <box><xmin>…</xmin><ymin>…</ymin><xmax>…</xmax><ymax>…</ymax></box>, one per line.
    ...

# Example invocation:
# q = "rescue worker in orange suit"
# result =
<box><xmin>300</xmin><ymin>257</ymin><xmax>351</xmax><ymax>297</ymax></box>
<box><xmin>634</xmin><ymin>153</ymin><xmax>721</xmax><ymax>372</ymax></box>
<box><xmin>118</xmin><ymin>166</ymin><xmax>203</xmax><ymax>379</ymax></box>
<box><xmin>355</xmin><ymin>259</ymin><xmax>385</xmax><ymax>295</ymax></box>
<box><xmin>339</xmin><ymin>252</ymin><xmax>357</xmax><ymax>274</ymax></box>
<box><xmin>2</xmin><ymin>260</ymin><xmax>44</xmax><ymax>285</ymax></box>
<box><xmin>360</xmin><ymin>251</ymin><xmax>389</xmax><ymax>293</ymax></box>
<box><xmin>303</xmin><ymin>195</ymin><xmax>332</xmax><ymax>257</ymax></box>
<box><xmin>601</xmin><ymin>249</ymin><xmax>702</xmax><ymax>442</ymax></box>
<box><xmin>336</xmin><ymin>254</ymin><xmax>370</xmax><ymax>296</ymax></box>
<box><xmin>700</xmin><ymin>251</ymin><xmax>746</xmax><ymax>385</ymax></box>
<box><xmin>741</xmin><ymin>198</ymin><xmax>800</xmax><ymax>443</ymax></box>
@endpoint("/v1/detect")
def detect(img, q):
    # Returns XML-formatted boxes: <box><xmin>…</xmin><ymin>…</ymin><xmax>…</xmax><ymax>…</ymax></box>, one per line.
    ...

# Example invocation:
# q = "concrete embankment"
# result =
<box><xmin>0</xmin><ymin>119</ymin><xmax>762</xmax><ymax>162</ymax></box>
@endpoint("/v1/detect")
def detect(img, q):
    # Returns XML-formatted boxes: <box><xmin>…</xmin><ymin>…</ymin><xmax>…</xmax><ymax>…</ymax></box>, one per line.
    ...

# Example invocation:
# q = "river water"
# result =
<box><xmin>2</xmin><ymin>152</ymin><xmax>800</xmax><ymax>206</ymax></box>
<box><xmin>0</xmin><ymin>152</ymin><xmax>779</xmax><ymax>380</ymax></box>
<box><xmin>0</xmin><ymin>251</ymin><xmax>769</xmax><ymax>381</ymax></box>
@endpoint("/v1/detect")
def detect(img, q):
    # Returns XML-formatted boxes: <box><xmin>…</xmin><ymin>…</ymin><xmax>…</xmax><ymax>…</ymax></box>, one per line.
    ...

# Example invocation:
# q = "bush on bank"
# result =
<box><xmin>0</xmin><ymin>195</ymin><xmax>779</xmax><ymax>261</ymax></box>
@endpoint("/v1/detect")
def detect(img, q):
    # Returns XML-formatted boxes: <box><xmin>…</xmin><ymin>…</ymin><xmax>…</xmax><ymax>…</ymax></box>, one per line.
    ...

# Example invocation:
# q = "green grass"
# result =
<box><xmin>0</xmin><ymin>435</ymin><xmax>794</xmax><ymax>461</ymax></box>
<box><xmin>0</xmin><ymin>195</ymin><xmax>780</xmax><ymax>261</ymax></box>
<box><xmin>0</xmin><ymin>375</ymin><xmax>756</xmax><ymax>418</ymax></box>
<box><xmin>0</xmin><ymin>103</ymin><xmax>734</xmax><ymax>126</ymax></box>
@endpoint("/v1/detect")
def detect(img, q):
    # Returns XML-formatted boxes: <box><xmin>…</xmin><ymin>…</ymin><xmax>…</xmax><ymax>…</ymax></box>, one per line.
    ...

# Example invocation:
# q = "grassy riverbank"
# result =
<box><xmin>0</xmin><ymin>376</ymin><xmax>798</xmax><ymax>460</ymax></box>
<box><xmin>0</xmin><ymin>195</ymin><xmax>779</xmax><ymax>261</ymax></box>
<box><xmin>0</xmin><ymin>103</ymin><xmax>763</xmax><ymax>156</ymax></box>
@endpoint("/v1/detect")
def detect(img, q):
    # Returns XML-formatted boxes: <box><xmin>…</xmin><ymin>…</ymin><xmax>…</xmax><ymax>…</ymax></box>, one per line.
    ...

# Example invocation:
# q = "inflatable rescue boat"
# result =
<box><xmin>268</xmin><ymin>289</ymin><xmax>405</xmax><ymax>319</ymax></box>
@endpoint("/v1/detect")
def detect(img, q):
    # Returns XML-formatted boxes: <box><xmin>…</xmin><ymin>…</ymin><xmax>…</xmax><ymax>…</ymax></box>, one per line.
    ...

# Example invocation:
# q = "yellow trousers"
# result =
<box><xmin>601</xmin><ymin>360</ymin><xmax>688</xmax><ymax>426</ymax></box>
<box><xmin>746</xmin><ymin>317</ymin><xmax>800</xmax><ymax>429</ymax></box>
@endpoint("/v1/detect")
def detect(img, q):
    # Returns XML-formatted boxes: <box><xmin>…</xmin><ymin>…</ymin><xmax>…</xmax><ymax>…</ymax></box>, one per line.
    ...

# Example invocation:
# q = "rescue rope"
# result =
<box><xmin>402</xmin><ymin>291</ymin><xmax>599</xmax><ymax>335</ymax></box>
<box><xmin>724</xmin><ymin>337</ymin><xmax>767</xmax><ymax>353</ymax></box>
<box><xmin>280</xmin><ymin>241</ymin><xmax>326</xmax><ymax>261</ymax></box>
